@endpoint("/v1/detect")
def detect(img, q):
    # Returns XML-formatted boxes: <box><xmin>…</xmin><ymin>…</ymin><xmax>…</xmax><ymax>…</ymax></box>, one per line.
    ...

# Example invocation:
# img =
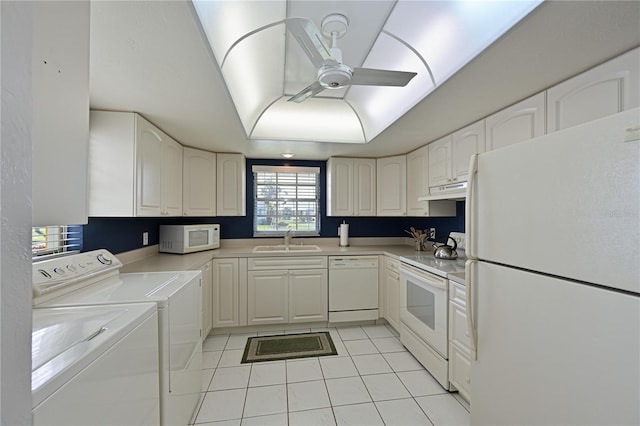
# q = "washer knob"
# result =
<box><xmin>96</xmin><ymin>253</ymin><xmax>113</xmax><ymax>265</ymax></box>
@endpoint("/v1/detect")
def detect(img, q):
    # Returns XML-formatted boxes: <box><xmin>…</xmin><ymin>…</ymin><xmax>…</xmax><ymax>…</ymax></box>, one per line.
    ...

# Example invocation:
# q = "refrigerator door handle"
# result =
<box><xmin>465</xmin><ymin>154</ymin><xmax>478</xmax><ymax>259</ymax></box>
<box><xmin>465</xmin><ymin>259</ymin><xmax>478</xmax><ymax>360</ymax></box>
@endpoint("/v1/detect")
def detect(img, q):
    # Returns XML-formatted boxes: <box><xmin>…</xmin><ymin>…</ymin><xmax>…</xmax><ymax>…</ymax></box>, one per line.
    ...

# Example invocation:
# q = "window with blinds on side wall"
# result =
<box><xmin>253</xmin><ymin>165</ymin><xmax>320</xmax><ymax>236</ymax></box>
<box><xmin>32</xmin><ymin>225</ymin><xmax>82</xmax><ymax>260</ymax></box>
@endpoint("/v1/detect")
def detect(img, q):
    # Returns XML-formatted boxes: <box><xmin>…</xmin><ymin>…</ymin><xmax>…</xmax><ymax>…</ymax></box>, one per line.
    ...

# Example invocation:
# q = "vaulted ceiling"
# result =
<box><xmin>89</xmin><ymin>1</ymin><xmax>640</xmax><ymax>160</ymax></box>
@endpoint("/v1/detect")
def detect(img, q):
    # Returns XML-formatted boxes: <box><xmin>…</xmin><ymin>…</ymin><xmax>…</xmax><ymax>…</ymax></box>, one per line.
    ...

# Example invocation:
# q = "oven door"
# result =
<box><xmin>400</xmin><ymin>262</ymin><xmax>448</xmax><ymax>358</ymax></box>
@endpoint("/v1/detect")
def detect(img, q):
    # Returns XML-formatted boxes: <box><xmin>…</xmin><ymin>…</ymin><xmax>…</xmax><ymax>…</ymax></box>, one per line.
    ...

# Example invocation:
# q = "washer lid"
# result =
<box><xmin>31</xmin><ymin>303</ymin><xmax>156</xmax><ymax>407</ymax></box>
<box><xmin>39</xmin><ymin>270</ymin><xmax>201</xmax><ymax>308</ymax></box>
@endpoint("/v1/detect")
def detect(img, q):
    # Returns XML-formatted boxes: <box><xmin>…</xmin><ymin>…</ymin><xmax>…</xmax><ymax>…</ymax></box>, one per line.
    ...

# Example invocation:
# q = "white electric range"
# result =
<box><xmin>33</xmin><ymin>249</ymin><xmax>203</xmax><ymax>426</ymax></box>
<box><xmin>398</xmin><ymin>233</ymin><xmax>466</xmax><ymax>390</ymax></box>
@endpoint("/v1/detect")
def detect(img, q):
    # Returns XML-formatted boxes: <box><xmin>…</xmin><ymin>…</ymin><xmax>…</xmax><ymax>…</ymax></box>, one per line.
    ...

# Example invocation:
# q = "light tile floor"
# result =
<box><xmin>190</xmin><ymin>324</ymin><xmax>469</xmax><ymax>426</ymax></box>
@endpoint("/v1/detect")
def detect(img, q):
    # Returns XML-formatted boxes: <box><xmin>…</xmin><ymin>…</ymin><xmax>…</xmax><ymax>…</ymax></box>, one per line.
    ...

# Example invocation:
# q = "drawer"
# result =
<box><xmin>449</xmin><ymin>280</ymin><xmax>466</xmax><ymax>307</ymax></box>
<box><xmin>248</xmin><ymin>256</ymin><xmax>328</xmax><ymax>271</ymax></box>
<box><xmin>449</xmin><ymin>300</ymin><xmax>471</xmax><ymax>352</ymax></box>
<box><xmin>385</xmin><ymin>256</ymin><xmax>400</xmax><ymax>273</ymax></box>
<box><xmin>449</xmin><ymin>343</ymin><xmax>471</xmax><ymax>402</ymax></box>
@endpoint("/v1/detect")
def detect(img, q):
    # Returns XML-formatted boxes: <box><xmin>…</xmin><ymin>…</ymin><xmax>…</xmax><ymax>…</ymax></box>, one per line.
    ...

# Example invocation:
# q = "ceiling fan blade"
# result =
<box><xmin>285</xmin><ymin>17</ymin><xmax>335</xmax><ymax>68</ymax></box>
<box><xmin>350</xmin><ymin>68</ymin><xmax>417</xmax><ymax>87</ymax></box>
<box><xmin>288</xmin><ymin>81</ymin><xmax>325</xmax><ymax>103</ymax></box>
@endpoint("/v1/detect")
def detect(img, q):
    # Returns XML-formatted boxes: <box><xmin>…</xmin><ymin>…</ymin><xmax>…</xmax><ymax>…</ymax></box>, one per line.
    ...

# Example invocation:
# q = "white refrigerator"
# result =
<box><xmin>465</xmin><ymin>108</ymin><xmax>640</xmax><ymax>425</ymax></box>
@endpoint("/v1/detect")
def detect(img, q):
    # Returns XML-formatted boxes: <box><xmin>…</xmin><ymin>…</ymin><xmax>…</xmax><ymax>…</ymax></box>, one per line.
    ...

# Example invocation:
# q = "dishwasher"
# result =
<box><xmin>329</xmin><ymin>256</ymin><xmax>379</xmax><ymax>322</ymax></box>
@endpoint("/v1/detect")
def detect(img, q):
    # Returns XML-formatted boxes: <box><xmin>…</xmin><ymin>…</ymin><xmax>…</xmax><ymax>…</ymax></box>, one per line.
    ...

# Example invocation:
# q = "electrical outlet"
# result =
<box><xmin>142</xmin><ymin>232</ymin><xmax>149</xmax><ymax>246</ymax></box>
<box><xmin>429</xmin><ymin>228</ymin><xmax>436</xmax><ymax>239</ymax></box>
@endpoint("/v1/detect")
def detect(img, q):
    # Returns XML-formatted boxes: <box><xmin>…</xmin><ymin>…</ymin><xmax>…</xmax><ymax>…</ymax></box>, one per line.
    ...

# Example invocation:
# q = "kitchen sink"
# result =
<box><xmin>252</xmin><ymin>245</ymin><xmax>321</xmax><ymax>253</ymax></box>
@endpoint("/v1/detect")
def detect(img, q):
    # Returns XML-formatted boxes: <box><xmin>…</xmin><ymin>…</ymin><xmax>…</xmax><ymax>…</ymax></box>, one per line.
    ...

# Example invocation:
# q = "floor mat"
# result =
<box><xmin>241</xmin><ymin>332</ymin><xmax>337</xmax><ymax>363</ymax></box>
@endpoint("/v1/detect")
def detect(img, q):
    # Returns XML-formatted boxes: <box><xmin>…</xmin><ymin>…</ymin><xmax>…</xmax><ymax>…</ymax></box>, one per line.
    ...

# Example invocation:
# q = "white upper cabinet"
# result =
<box><xmin>89</xmin><ymin>111</ymin><xmax>183</xmax><ymax>217</ymax></box>
<box><xmin>377</xmin><ymin>155</ymin><xmax>407</xmax><ymax>216</ymax></box>
<box><xmin>32</xmin><ymin>1</ymin><xmax>90</xmax><ymax>226</ymax></box>
<box><xmin>407</xmin><ymin>145</ymin><xmax>457</xmax><ymax>215</ymax></box>
<box><xmin>134</xmin><ymin>116</ymin><xmax>182</xmax><ymax>216</ymax></box>
<box><xmin>327</xmin><ymin>158</ymin><xmax>353</xmax><ymax>216</ymax></box>
<box><xmin>485</xmin><ymin>92</ymin><xmax>546</xmax><ymax>152</ymax></box>
<box><xmin>162</xmin><ymin>136</ymin><xmax>183</xmax><ymax>216</ymax></box>
<box><xmin>452</xmin><ymin>120</ymin><xmax>485</xmax><ymax>183</ymax></box>
<box><xmin>327</xmin><ymin>158</ymin><xmax>376</xmax><ymax>216</ymax></box>
<box><xmin>407</xmin><ymin>145</ymin><xmax>430</xmax><ymax>215</ymax></box>
<box><xmin>353</xmin><ymin>159</ymin><xmax>377</xmax><ymax>216</ymax></box>
<box><xmin>428</xmin><ymin>120</ymin><xmax>485</xmax><ymax>189</ymax></box>
<box><xmin>217</xmin><ymin>153</ymin><xmax>246</xmax><ymax>216</ymax></box>
<box><xmin>135</xmin><ymin>120</ymin><xmax>164</xmax><ymax>216</ymax></box>
<box><xmin>183</xmin><ymin>147</ymin><xmax>216</xmax><ymax>216</ymax></box>
<box><xmin>547</xmin><ymin>47</ymin><xmax>640</xmax><ymax>133</ymax></box>
<box><xmin>428</xmin><ymin>135</ymin><xmax>453</xmax><ymax>188</ymax></box>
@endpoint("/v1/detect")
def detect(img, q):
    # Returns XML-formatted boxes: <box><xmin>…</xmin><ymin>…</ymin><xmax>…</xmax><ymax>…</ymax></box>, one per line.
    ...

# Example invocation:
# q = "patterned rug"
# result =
<box><xmin>241</xmin><ymin>332</ymin><xmax>337</xmax><ymax>363</ymax></box>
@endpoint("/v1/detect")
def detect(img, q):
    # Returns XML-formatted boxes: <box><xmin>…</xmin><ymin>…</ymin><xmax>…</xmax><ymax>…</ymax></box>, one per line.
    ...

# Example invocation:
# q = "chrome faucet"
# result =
<box><xmin>284</xmin><ymin>229</ymin><xmax>295</xmax><ymax>248</ymax></box>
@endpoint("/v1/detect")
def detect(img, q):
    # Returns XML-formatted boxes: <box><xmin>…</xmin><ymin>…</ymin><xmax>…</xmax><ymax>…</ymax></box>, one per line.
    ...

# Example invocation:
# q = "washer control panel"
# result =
<box><xmin>33</xmin><ymin>249</ymin><xmax>123</xmax><ymax>296</ymax></box>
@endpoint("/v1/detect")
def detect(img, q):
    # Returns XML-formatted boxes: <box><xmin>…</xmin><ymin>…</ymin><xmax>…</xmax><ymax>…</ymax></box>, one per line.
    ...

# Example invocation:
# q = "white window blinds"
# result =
<box><xmin>32</xmin><ymin>225</ymin><xmax>82</xmax><ymax>260</ymax></box>
<box><xmin>252</xmin><ymin>166</ymin><xmax>320</xmax><ymax>235</ymax></box>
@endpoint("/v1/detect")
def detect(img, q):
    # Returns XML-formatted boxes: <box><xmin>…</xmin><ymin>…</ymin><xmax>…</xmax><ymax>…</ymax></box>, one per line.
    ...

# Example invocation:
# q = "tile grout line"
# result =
<box><xmin>284</xmin><ymin>356</ymin><xmax>290</xmax><ymax>425</ymax></box>
<box><xmin>238</xmin><ymin>354</ymin><xmax>253</xmax><ymax>422</ymax></box>
<box><xmin>317</xmin><ymin>349</ymin><xmax>339</xmax><ymax>426</ymax></box>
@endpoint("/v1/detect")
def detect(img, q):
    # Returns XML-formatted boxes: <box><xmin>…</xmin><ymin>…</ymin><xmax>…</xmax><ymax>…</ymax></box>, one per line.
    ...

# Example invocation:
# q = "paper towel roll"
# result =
<box><xmin>339</xmin><ymin>223</ymin><xmax>349</xmax><ymax>247</ymax></box>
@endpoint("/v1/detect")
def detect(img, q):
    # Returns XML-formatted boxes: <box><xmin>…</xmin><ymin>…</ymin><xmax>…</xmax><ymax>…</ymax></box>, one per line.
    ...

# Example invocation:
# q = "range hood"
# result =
<box><xmin>418</xmin><ymin>181</ymin><xmax>467</xmax><ymax>201</ymax></box>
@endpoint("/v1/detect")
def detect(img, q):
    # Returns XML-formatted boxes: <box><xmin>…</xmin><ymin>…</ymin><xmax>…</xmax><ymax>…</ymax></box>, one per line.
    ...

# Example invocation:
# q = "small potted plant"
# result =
<box><xmin>405</xmin><ymin>227</ymin><xmax>428</xmax><ymax>251</ymax></box>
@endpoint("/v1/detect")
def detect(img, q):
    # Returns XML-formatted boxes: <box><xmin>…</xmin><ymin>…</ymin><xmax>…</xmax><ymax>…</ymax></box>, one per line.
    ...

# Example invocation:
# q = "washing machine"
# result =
<box><xmin>33</xmin><ymin>249</ymin><xmax>203</xmax><ymax>426</ymax></box>
<box><xmin>32</xmin><ymin>303</ymin><xmax>160</xmax><ymax>425</ymax></box>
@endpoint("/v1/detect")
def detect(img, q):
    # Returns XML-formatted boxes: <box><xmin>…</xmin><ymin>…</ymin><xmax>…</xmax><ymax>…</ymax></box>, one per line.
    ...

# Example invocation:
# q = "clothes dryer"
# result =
<box><xmin>33</xmin><ymin>250</ymin><xmax>203</xmax><ymax>426</ymax></box>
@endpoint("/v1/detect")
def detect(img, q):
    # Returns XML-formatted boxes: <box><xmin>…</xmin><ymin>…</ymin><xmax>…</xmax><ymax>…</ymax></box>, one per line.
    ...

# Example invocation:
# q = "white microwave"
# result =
<box><xmin>159</xmin><ymin>224</ymin><xmax>220</xmax><ymax>254</ymax></box>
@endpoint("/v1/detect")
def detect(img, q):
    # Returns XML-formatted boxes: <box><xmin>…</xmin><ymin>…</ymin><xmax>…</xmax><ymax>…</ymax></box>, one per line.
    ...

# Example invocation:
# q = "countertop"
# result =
<box><xmin>119</xmin><ymin>238</ymin><xmax>466</xmax><ymax>281</ymax></box>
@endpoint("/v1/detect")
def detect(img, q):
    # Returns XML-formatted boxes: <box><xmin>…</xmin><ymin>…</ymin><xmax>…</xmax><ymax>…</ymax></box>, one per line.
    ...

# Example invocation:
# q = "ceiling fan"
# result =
<box><xmin>285</xmin><ymin>14</ymin><xmax>417</xmax><ymax>103</ymax></box>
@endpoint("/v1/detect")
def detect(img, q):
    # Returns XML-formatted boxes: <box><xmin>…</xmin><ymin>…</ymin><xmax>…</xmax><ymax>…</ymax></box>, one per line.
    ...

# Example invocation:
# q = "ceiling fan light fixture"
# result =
<box><xmin>317</xmin><ymin>63</ymin><xmax>352</xmax><ymax>88</ymax></box>
<box><xmin>193</xmin><ymin>0</ymin><xmax>544</xmax><ymax>144</ymax></box>
<box><xmin>321</xmin><ymin>14</ymin><xmax>349</xmax><ymax>40</ymax></box>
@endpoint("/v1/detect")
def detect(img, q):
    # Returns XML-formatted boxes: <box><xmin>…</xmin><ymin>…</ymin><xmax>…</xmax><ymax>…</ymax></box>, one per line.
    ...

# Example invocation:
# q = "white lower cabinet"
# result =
<box><xmin>448</xmin><ymin>279</ymin><xmax>471</xmax><ymax>402</ymax></box>
<box><xmin>211</xmin><ymin>258</ymin><xmax>246</xmax><ymax>328</ymax></box>
<box><xmin>247</xmin><ymin>257</ymin><xmax>328</xmax><ymax>325</ymax></box>
<box><xmin>289</xmin><ymin>269</ymin><xmax>329</xmax><ymax>323</ymax></box>
<box><xmin>384</xmin><ymin>257</ymin><xmax>401</xmax><ymax>332</ymax></box>
<box><xmin>449</xmin><ymin>344</ymin><xmax>472</xmax><ymax>400</ymax></box>
<box><xmin>247</xmin><ymin>270</ymin><xmax>289</xmax><ymax>325</ymax></box>
<box><xmin>200</xmin><ymin>260</ymin><xmax>213</xmax><ymax>337</ymax></box>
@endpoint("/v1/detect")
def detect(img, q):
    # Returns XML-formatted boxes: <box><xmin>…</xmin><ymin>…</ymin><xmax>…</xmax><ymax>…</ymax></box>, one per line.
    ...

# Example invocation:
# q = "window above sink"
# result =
<box><xmin>253</xmin><ymin>165</ymin><xmax>320</xmax><ymax>237</ymax></box>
